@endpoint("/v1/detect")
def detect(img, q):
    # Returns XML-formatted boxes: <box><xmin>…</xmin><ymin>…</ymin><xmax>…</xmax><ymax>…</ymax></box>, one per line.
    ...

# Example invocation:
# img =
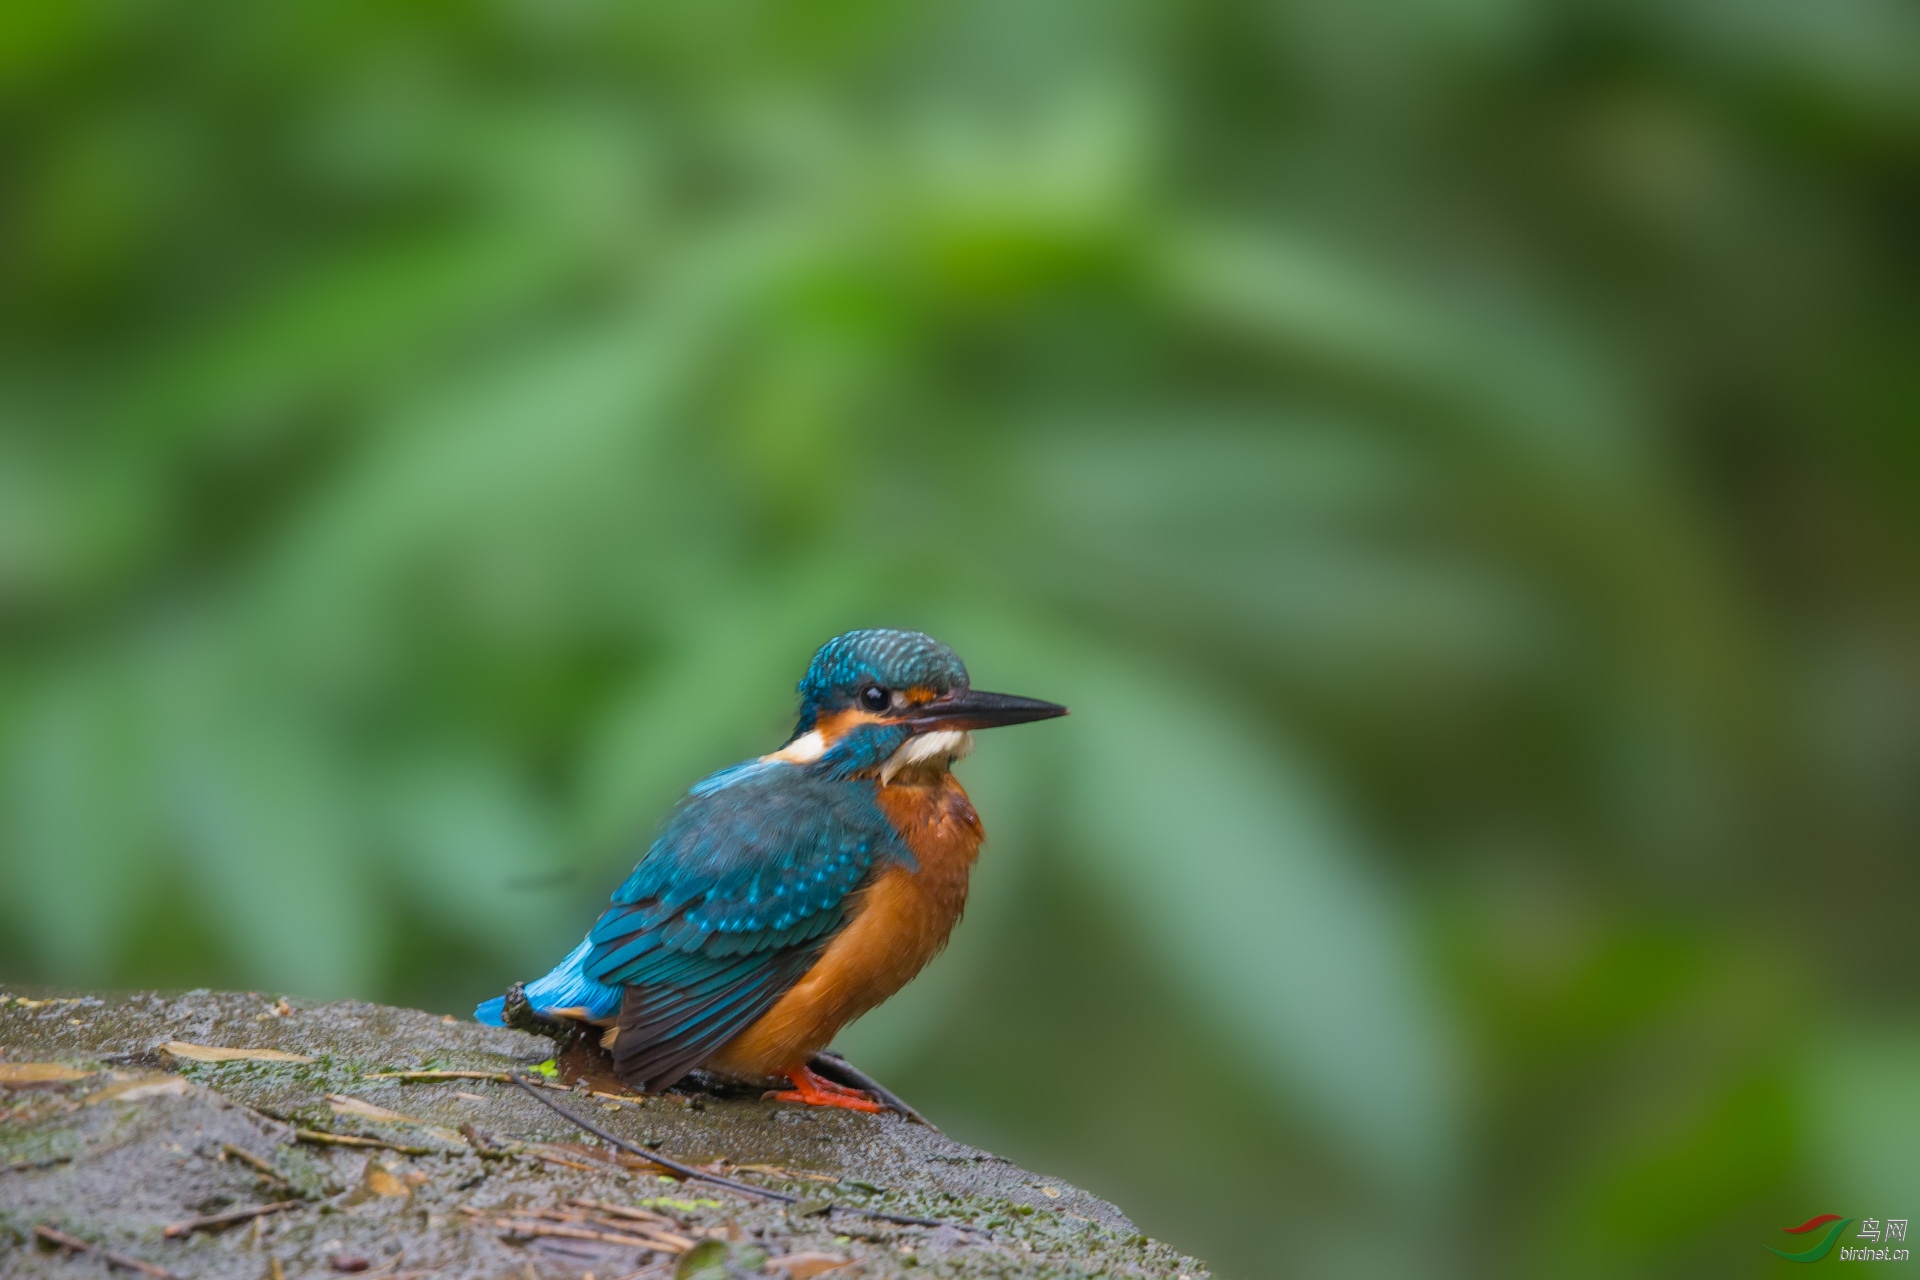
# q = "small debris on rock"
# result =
<box><xmin>160</xmin><ymin>1040</ymin><xmax>312</xmax><ymax>1064</ymax></box>
<box><xmin>766</xmin><ymin>1251</ymin><xmax>852</xmax><ymax>1278</ymax></box>
<box><xmin>0</xmin><ymin>1063</ymin><xmax>92</xmax><ymax>1087</ymax></box>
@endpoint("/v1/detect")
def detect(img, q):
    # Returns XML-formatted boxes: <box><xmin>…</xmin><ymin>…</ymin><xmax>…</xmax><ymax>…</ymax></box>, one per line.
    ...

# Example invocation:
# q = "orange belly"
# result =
<box><xmin>704</xmin><ymin>769</ymin><xmax>982</xmax><ymax>1081</ymax></box>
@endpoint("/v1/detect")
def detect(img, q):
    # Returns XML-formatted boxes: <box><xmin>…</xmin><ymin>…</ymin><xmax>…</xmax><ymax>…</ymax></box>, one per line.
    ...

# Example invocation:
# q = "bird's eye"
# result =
<box><xmin>860</xmin><ymin>685</ymin><xmax>889</xmax><ymax>711</ymax></box>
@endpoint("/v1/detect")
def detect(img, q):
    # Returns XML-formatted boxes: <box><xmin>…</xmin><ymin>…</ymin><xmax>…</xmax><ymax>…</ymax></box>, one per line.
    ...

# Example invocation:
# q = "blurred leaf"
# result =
<box><xmin>1559</xmin><ymin>1067</ymin><xmax>1794</xmax><ymax>1261</ymax></box>
<box><xmin>1646</xmin><ymin>0</ymin><xmax>1920</xmax><ymax>112</ymax></box>
<box><xmin>2</xmin><ymin>664</ymin><xmax>155</xmax><ymax>982</ymax></box>
<box><xmin>378</xmin><ymin>749</ymin><xmax>572</xmax><ymax>958</ymax></box>
<box><xmin>3</xmin><ymin>0</ymin><xmax>1917</xmax><ymax>1271</ymax></box>
<box><xmin>1055</xmin><ymin>649</ymin><xmax>1460</xmax><ymax>1197</ymax></box>
<box><xmin>1163</xmin><ymin>226</ymin><xmax>1635</xmax><ymax>475</ymax></box>
<box><xmin>114</xmin><ymin>227</ymin><xmax>576</xmax><ymax>453</ymax></box>
<box><xmin>152</xmin><ymin>638</ymin><xmax>377</xmax><ymax>998</ymax></box>
<box><xmin>1805</xmin><ymin>1031</ymin><xmax>1920</xmax><ymax>1211</ymax></box>
<box><xmin>571</xmin><ymin>565</ymin><xmax>887</xmax><ymax>858</ymax></box>
<box><xmin>250</xmin><ymin>284</ymin><xmax>722</xmax><ymax>644</ymax></box>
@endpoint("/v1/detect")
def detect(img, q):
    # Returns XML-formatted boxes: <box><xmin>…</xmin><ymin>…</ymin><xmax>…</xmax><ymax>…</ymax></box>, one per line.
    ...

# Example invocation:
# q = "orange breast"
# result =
<box><xmin>704</xmin><ymin>770</ymin><xmax>983</xmax><ymax>1081</ymax></box>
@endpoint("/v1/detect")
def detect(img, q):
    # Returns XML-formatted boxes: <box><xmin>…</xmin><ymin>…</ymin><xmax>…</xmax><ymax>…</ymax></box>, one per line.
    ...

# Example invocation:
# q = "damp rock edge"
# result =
<box><xmin>0</xmin><ymin>988</ymin><xmax>1211</xmax><ymax>1280</ymax></box>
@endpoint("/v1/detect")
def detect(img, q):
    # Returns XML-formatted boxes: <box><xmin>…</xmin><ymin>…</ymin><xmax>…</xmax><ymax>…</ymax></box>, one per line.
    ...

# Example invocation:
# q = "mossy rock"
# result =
<box><xmin>1</xmin><ymin>990</ymin><xmax>1208</xmax><ymax>1279</ymax></box>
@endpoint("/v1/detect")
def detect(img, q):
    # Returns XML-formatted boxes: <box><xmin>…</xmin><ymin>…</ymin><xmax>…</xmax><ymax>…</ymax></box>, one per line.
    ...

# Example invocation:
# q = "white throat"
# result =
<box><xmin>879</xmin><ymin>729</ymin><xmax>974</xmax><ymax>784</ymax></box>
<box><xmin>766</xmin><ymin>730</ymin><xmax>828</xmax><ymax>764</ymax></box>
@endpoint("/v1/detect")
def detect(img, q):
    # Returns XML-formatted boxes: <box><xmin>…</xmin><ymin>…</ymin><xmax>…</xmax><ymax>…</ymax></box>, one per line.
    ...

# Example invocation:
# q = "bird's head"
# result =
<box><xmin>777</xmin><ymin>628</ymin><xmax>1067</xmax><ymax>782</ymax></box>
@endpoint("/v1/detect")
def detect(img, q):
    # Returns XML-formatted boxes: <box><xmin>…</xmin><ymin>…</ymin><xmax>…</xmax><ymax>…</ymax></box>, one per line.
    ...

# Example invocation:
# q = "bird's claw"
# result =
<box><xmin>765</xmin><ymin>1064</ymin><xmax>887</xmax><ymax>1113</ymax></box>
<box><xmin>767</xmin><ymin>1087</ymin><xmax>887</xmax><ymax>1114</ymax></box>
<box><xmin>807</xmin><ymin>1050</ymin><xmax>936</xmax><ymax>1128</ymax></box>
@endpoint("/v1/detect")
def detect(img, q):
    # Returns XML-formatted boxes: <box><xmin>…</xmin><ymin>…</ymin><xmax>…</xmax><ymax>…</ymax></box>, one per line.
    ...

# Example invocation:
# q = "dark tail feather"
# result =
<box><xmin>611</xmin><ymin>951</ymin><xmax>819</xmax><ymax>1091</ymax></box>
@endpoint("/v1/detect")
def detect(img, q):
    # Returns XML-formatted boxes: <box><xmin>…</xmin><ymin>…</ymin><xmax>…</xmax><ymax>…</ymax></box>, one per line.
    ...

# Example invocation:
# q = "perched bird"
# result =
<box><xmin>477</xmin><ymin>628</ymin><xmax>1066</xmax><ymax>1112</ymax></box>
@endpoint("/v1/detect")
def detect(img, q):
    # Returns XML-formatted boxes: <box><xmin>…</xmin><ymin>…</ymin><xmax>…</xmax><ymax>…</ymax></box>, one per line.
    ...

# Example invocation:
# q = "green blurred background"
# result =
<box><xmin>4</xmin><ymin>0</ymin><xmax>1919</xmax><ymax>1274</ymax></box>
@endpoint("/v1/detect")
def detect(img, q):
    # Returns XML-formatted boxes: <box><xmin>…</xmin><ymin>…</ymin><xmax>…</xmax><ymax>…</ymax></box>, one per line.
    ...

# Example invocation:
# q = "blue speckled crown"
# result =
<box><xmin>794</xmin><ymin>629</ymin><xmax>969</xmax><ymax>730</ymax></box>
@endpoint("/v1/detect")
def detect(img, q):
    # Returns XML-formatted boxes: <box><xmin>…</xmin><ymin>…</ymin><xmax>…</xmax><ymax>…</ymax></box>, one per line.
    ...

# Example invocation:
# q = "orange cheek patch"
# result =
<box><xmin>902</xmin><ymin>686</ymin><xmax>939</xmax><ymax>706</ymax></box>
<box><xmin>812</xmin><ymin>708</ymin><xmax>888</xmax><ymax>745</ymax></box>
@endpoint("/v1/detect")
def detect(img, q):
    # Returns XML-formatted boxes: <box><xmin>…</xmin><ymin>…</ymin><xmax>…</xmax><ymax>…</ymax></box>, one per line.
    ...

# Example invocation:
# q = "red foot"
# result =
<box><xmin>765</xmin><ymin>1064</ymin><xmax>885</xmax><ymax>1113</ymax></box>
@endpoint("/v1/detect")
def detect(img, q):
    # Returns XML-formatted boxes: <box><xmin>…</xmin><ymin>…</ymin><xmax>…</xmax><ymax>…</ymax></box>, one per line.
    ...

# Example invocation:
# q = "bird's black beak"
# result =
<box><xmin>902</xmin><ymin>688</ymin><xmax>1069</xmax><ymax>732</ymax></box>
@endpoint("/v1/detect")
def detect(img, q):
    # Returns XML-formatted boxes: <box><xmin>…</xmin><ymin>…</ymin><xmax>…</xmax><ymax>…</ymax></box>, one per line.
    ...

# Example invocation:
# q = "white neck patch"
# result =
<box><xmin>879</xmin><ymin>729</ymin><xmax>974</xmax><ymax>785</ymax></box>
<box><xmin>765</xmin><ymin>730</ymin><xmax>828</xmax><ymax>765</ymax></box>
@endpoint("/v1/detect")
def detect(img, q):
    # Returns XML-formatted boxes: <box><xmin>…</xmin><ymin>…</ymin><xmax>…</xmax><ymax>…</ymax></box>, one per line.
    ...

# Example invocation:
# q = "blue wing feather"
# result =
<box><xmin>477</xmin><ymin>759</ymin><xmax>906</xmax><ymax>1048</ymax></box>
<box><xmin>559</xmin><ymin>758</ymin><xmax>912</xmax><ymax>1088</ymax></box>
<box><xmin>472</xmin><ymin>936</ymin><xmax>625</xmax><ymax>1026</ymax></box>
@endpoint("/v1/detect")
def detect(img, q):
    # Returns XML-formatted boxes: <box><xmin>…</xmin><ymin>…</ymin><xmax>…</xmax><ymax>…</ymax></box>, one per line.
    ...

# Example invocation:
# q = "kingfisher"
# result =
<box><xmin>476</xmin><ymin>628</ymin><xmax>1066</xmax><ymax>1113</ymax></box>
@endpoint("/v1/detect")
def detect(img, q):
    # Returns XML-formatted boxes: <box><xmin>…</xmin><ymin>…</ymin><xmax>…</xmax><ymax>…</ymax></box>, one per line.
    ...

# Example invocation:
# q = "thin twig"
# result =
<box><xmin>4</xmin><ymin>1154</ymin><xmax>72</xmax><ymax>1173</ymax></box>
<box><xmin>364</xmin><ymin>1069</ymin><xmax>580</xmax><ymax>1094</ymax></box>
<box><xmin>293</xmin><ymin>1128</ymin><xmax>437</xmax><ymax>1157</ymax></box>
<box><xmin>528</xmin><ymin>1142</ymin><xmax>663</xmax><ymax>1174</ymax></box>
<box><xmin>507</xmin><ymin>1073</ymin><xmax>792</xmax><ymax>1202</ymax></box>
<box><xmin>567</xmin><ymin>1198</ymin><xmax>681</xmax><ymax>1227</ymax></box>
<box><xmin>369</xmin><ymin>1069</ymin><xmax>647</xmax><ymax>1109</ymax></box>
<box><xmin>521</xmin><ymin>1206</ymin><xmax>590</xmax><ymax>1223</ymax></box>
<box><xmin>492</xmin><ymin>1220</ymin><xmax>668</xmax><ymax>1249</ymax></box>
<box><xmin>585</xmin><ymin>1090</ymin><xmax>649</xmax><ymax>1108</ymax></box>
<box><xmin>526</xmin><ymin>1150</ymin><xmax>604</xmax><ymax>1174</ymax></box>
<box><xmin>609</xmin><ymin>1223</ymin><xmax>695</xmax><ymax>1252</ymax></box>
<box><xmin>540</xmin><ymin>1204</ymin><xmax>696</xmax><ymax>1251</ymax></box>
<box><xmin>33</xmin><ymin>1225</ymin><xmax>186</xmax><ymax>1280</ymax></box>
<box><xmin>164</xmin><ymin>1199</ymin><xmax>304</xmax><ymax>1238</ymax></box>
<box><xmin>505</xmin><ymin>1072</ymin><xmax>946</xmax><ymax>1228</ymax></box>
<box><xmin>726</xmin><ymin>1162</ymin><xmax>841</xmax><ymax>1185</ymax></box>
<box><xmin>219</xmin><ymin>1144</ymin><xmax>300</xmax><ymax>1195</ymax></box>
<box><xmin>521</xmin><ymin>1208</ymin><xmax>690</xmax><ymax>1249</ymax></box>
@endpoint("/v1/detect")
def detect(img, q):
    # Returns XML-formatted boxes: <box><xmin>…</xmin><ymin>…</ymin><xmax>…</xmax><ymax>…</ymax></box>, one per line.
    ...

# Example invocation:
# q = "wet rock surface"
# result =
<box><xmin>0</xmin><ymin>990</ymin><xmax>1208</xmax><ymax>1279</ymax></box>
